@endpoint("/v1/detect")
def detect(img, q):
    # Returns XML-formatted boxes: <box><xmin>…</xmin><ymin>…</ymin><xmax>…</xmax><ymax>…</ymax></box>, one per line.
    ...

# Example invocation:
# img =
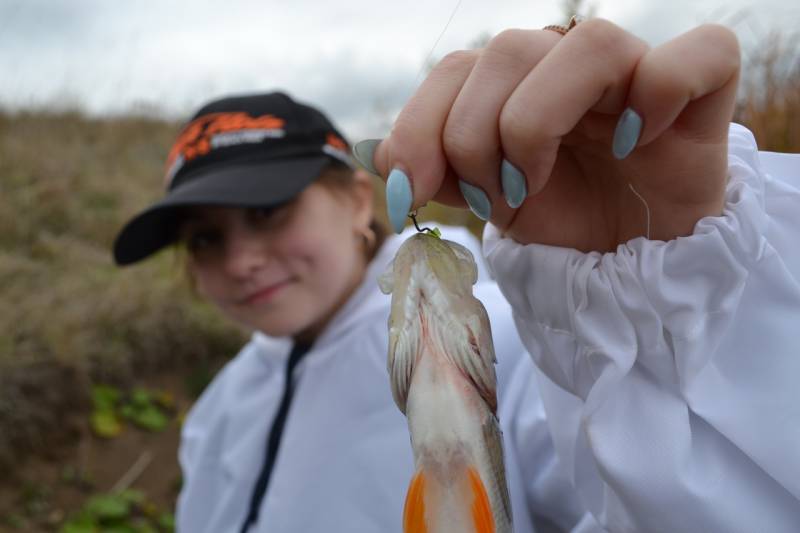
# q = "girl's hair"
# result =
<box><xmin>316</xmin><ymin>161</ymin><xmax>387</xmax><ymax>260</ymax></box>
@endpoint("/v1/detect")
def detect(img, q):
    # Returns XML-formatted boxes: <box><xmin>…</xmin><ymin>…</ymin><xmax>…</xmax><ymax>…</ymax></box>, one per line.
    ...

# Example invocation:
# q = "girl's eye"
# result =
<box><xmin>247</xmin><ymin>205</ymin><xmax>289</xmax><ymax>229</ymax></box>
<box><xmin>250</xmin><ymin>207</ymin><xmax>275</xmax><ymax>221</ymax></box>
<box><xmin>185</xmin><ymin>229</ymin><xmax>221</xmax><ymax>253</ymax></box>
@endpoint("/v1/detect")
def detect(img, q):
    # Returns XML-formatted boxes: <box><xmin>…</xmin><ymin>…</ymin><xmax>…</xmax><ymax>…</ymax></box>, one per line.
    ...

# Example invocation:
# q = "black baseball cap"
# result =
<box><xmin>112</xmin><ymin>91</ymin><xmax>354</xmax><ymax>265</ymax></box>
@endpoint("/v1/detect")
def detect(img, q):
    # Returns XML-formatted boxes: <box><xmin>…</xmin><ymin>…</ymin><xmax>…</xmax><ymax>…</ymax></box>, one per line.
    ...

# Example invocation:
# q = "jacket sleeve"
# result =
<box><xmin>483</xmin><ymin>124</ymin><xmax>800</xmax><ymax>532</ymax></box>
<box><xmin>500</xmin><ymin>349</ymin><xmax>602</xmax><ymax>533</ymax></box>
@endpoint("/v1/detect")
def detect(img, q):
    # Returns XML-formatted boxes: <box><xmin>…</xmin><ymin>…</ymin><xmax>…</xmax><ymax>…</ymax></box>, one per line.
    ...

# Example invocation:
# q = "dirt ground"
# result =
<box><xmin>0</xmin><ymin>370</ymin><xmax>195</xmax><ymax>532</ymax></box>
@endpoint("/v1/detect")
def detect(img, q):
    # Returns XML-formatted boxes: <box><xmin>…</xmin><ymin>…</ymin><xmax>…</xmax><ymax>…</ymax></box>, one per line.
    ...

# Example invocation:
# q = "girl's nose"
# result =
<box><xmin>221</xmin><ymin>226</ymin><xmax>269</xmax><ymax>279</ymax></box>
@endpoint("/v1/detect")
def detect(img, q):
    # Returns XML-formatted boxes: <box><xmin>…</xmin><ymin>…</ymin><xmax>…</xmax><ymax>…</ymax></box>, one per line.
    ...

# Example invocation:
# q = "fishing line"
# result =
<box><xmin>411</xmin><ymin>0</ymin><xmax>465</xmax><ymax>90</ymax></box>
<box><xmin>401</xmin><ymin>0</ymin><xmax>464</xmax><ymax>230</ymax></box>
<box><xmin>628</xmin><ymin>183</ymin><xmax>651</xmax><ymax>239</ymax></box>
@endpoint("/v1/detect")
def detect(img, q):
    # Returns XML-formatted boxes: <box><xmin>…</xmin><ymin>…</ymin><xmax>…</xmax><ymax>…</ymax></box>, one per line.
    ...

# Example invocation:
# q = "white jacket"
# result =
<box><xmin>484</xmin><ymin>124</ymin><xmax>800</xmax><ymax>532</ymax></box>
<box><xmin>176</xmin><ymin>225</ymin><xmax>586</xmax><ymax>533</ymax></box>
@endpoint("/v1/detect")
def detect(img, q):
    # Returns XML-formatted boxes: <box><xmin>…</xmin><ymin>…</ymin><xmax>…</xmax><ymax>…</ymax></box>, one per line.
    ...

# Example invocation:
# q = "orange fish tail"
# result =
<box><xmin>403</xmin><ymin>470</ymin><xmax>427</xmax><ymax>533</ymax></box>
<box><xmin>468</xmin><ymin>467</ymin><xmax>495</xmax><ymax>533</ymax></box>
<box><xmin>403</xmin><ymin>465</ymin><xmax>495</xmax><ymax>533</ymax></box>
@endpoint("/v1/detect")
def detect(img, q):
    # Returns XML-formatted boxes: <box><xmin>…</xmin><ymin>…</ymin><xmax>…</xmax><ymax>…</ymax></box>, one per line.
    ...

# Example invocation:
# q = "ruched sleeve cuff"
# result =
<box><xmin>484</xmin><ymin>123</ymin><xmax>768</xmax><ymax>405</ymax></box>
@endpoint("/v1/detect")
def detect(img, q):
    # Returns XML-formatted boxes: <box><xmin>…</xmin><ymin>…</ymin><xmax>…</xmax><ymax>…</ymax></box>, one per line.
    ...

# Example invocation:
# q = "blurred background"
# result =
<box><xmin>1</xmin><ymin>0</ymin><xmax>798</xmax><ymax>531</ymax></box>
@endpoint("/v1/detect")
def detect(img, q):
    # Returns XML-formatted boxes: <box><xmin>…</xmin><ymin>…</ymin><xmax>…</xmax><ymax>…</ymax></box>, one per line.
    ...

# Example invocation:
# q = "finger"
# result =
<box><xmin>441</xmin><ymin>29</ymin><xmax>561</xmax><ymax>226</ymax></box>
<box><xmin>627</xmin><ymin>24</ymin><xmax>741</xmax><ymax>148</ymax></box>
<box><xmin>372</xmin><ymin>50</ymin><xmax>478</xmax><ymax>233</ymax></box>
<box><xmin>499</xmin><ymin>18</ymin><xmax>649</xmax><ymax>195</ymax></box>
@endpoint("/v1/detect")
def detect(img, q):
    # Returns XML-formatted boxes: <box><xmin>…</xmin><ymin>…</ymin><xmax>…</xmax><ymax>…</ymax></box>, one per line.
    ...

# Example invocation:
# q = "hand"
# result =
<box><xmin>356</xmin><ymin>19</ymin><xmax>741</xmax><ymax>252</ymax></box>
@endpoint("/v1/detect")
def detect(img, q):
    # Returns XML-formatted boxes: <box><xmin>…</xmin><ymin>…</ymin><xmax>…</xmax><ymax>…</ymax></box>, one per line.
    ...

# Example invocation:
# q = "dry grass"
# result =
<box><xmin>0</xmin><ymin>110</ymin><xmax>246</xmax><ymax>471</ymax></box>
<box><xmin>734</xmin><ymin>30</ymin><xmax>800</xmax><ymax>152</ymax></box>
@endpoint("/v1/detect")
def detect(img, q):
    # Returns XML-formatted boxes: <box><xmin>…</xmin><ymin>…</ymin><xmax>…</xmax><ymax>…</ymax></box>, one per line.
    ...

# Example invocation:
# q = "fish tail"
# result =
<box><xmin>468</xmin><ymin>466</ymin><xmax>495</xmax><ymax>533</ymax></box>
<box><xmin>403</xmin><ymin>469</ymin><xmax>427</xmax><ymax>533</ymax></box>
<box><xmin>403</xmin><ymin>465</ymin><xmax>496</xmax><ymax>533</ymax></box>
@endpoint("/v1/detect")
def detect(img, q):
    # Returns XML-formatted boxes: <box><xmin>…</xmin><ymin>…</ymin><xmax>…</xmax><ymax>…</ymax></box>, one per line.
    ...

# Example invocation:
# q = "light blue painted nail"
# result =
<box><xmin>386</xmin><ymin>168</ymin><xmax>413</xmax><ymax>233</ymax></box>
<box><xmin>501</xmin><ymin>159</ymin><xmax>527</xmax><ymax>208</ymax></box>
<box><xmin>459</xmin><ymin>180</ymin><xmax>491</xmax><ymax>221</ymax></box>
<box><xmin>612</xmin><ymin>107</ymin><xmax>642</xmax><ymax>160</ymax></box>
<box><xmin>352</xmin><ymin>139</ymin><xmax>381</xmax><ymax>175</ymax></box>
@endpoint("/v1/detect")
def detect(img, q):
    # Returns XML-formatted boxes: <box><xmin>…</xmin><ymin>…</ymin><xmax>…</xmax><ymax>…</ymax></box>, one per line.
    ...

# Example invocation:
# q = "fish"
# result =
<box><xmin>379</xmin><ymin>232</ymin><xmax>512</xmax><ymax>533</ymax></box>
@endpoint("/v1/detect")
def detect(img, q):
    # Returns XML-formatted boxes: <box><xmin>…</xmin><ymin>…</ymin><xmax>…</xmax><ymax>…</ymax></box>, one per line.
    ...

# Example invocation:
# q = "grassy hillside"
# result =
<box><xmin>0</xmin><ymin>111</ymin><xmax>248</xmax><ymax>474</ymax></box>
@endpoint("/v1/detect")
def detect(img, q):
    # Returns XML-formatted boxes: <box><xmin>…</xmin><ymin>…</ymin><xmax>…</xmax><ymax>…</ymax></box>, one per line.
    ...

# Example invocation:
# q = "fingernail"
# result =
<box><xmin>612</xmin><ymin>107</ymin><xmax>642</xmax><ymax>160</ymax></box>
<box><xmin>352</xmin><ymin>139</ymin><xmax>381</xmax><ymax>175</ymax></box>
<box><xmin>459</xmin><ymin>180</ymin><xmax>491</xmax><ymax>221</ymax></box>
<box><xmin>501</xmin><ymin>159</ymin><xmax>527</xmax><ymax>208</ymax></box>
<box><xmin>386</xmin><ymin>168</ymin><xmax>413</xmax><ymax>233</ymax></box>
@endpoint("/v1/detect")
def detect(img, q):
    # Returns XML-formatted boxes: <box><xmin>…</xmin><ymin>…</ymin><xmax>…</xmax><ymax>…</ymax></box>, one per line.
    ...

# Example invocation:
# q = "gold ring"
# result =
<box><xmin>543</xmin><ymin>15</ymin><xmax>581</xmax><ymax>36</ymax></box>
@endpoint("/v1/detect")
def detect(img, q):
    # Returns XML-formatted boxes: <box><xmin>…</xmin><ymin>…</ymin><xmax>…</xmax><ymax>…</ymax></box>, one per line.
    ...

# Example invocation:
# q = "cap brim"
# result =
<box><xmin>113</xmin><ymin>156</ymin><xmax>330</xmax><ymax>265</ymax></box>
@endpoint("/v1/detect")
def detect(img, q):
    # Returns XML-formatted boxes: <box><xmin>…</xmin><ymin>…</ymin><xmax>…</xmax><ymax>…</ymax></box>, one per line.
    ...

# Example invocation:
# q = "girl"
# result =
<box><xmin>114</xmin><ymin>92</ymin><xmax>586</xmax><ymax>532</ymax></box>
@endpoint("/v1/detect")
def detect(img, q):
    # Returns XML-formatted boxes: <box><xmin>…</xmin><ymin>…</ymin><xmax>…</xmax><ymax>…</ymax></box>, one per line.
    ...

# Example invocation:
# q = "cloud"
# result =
<box><xmin>1</xmin><ymin>0</ymin><xmax>798</xmax><ymax>138</ymax></box>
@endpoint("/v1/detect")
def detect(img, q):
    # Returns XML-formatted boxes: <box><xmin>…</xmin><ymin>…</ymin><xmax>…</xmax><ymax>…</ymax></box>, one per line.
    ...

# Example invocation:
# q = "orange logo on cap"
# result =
<box><xmin>325</xmin><ymin>132</ymin><xmax>348</xmax><ymax>151</ymax></box>
<box><xmin>165</xmin><ymin>112</ymin><xmax>286</xmax><ymax>185</ymax></box>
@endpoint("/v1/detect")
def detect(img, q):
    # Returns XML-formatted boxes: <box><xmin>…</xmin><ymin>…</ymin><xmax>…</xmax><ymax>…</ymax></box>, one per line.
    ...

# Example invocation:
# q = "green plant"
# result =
<box><xmin>90</xmin><ymin>384</ymin><xmax>172</xmax><ymax>438</ymax></box>
<box><xmin>60</xmin><ymin>489</ymin><xmax>174</xmax><ymax>533</ymax></box>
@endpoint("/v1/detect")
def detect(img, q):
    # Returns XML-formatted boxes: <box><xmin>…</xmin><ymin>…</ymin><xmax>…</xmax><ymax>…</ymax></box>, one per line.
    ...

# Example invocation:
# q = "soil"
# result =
<box><xmin>0</xmin><ymin>369</ymin><xmax>197</xmax><ymax>532</ymax></box>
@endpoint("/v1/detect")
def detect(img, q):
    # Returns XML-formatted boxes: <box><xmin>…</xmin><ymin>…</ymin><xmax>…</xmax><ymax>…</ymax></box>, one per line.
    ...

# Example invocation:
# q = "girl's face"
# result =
<box><xmin>181</xmin><ymin>172</ymin><xmax>374</xmax><ymax>342</ymax></box>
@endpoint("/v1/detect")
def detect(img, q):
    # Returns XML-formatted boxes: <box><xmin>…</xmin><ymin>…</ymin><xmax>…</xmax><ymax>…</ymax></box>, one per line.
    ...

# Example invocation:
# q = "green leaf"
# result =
<box><xmin>91</xmin><ymin>385</ymin><xmax>121</xmax><ymax>411</ymax></box>
<box><xmin>90</xmin><ymin>410</ymin><xmax>123</xmax><ymax>438</ymax></box>
<box><xmin>118</xmin><ymin>489</ymin><xmax>145</xmax><ymax>505</ymax></box>
<box><xmin>131</xmin><ymin>405</ymin><xmax>169</xmax><ymax>432</ymax></box>
<box><xmin>60</xmin><ymin>522</ymin><xmax>97</xmax><ymax>533</ymax></box>
<box><xmin>429</xmin><ymin>227</ymin><xmax>442</xmax><ymax>239</ymax></box>
<box><xmin>119</xmin><ymin>404</ymin><xmax>136</xmax><ymax>420</ymax></box>
<box><xmin>157</xmin><ymin>512</ymin><xmax>175</xmax><ymax>532</ymax></box>
<box><xmin>101</xmin><ymin>526</ymin><xmax>137</xmax><ymax>533</ymax></box>
<box><xmin>130</xmin><ymin>388</ymin><xmax>152</xmax><ymax>408</ymax></box>
<box><xmin>60</xmin><ymin>510</ymin><xmax>97</xmax><ymax>533</ymax></box>
<box><xmin>85</xmin><ymin>494</ymin><xmax>130</xmax><ymax>521</ymax></box>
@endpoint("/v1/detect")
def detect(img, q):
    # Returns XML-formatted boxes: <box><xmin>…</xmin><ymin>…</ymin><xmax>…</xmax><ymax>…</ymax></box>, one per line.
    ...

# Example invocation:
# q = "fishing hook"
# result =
<box><xmin>408</xmin><ymin>210</ymin><xmax>436</xmax><ymax>235</ymax></box>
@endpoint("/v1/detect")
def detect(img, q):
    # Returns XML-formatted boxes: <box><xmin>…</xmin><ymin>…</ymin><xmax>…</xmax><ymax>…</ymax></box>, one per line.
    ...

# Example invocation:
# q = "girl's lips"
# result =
<box><xmin>241</xmin><ymin>280</ymin><xmax>291</xmax><ymax>306</ymax></box>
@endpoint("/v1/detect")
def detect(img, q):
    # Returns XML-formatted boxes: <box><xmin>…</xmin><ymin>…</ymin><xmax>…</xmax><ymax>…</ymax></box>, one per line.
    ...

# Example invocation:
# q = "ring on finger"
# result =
<box><xmin>542</xmin><ymin>15</ymin><xmax>582</xmax><ymax>36</ymax></box>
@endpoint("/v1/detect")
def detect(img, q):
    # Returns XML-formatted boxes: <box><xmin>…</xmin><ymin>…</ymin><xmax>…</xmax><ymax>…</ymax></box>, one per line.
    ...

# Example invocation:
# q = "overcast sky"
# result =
<box><xmin>0</xmin><ymin>0</ymin><xmax>797</xmax><ymax>138</ymax></box>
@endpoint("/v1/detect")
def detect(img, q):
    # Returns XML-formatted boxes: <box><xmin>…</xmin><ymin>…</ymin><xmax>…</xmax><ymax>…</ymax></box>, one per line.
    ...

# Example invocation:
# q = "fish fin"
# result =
<box><xmin>403</xmin><ymin>469</ymin><xmax>428</xmax><ymax>533</ymax></box>
<box><xmin>430</xmin><ymin>298</ymin><xmax>498</xmax><ymax>413</ymax></box>
<box><xmin>388</xmin><ymin>311</ymin><xmax>420</xmax><ymax>414</ymax></box>
<box><xmin>386</xmin><ymin>254</ymin><xmax>422</xmax><ymax>414</ymax></box>
<box><xmin>482</xmin><ymin>415</ymin><xmax>513</xmax><ymax>528</ymax></box>
<box><xmin>468</xmin><ymin>467</ymin><xmax>495</xmax><ymax>533</ymax></box>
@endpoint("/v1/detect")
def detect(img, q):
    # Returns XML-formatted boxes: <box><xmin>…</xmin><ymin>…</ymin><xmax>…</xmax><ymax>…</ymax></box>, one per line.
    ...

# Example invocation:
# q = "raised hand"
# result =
<box><xmin>356</xmin><ymin>19</ymin><xmax>741</xmax><ymax>252</ymax></box>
